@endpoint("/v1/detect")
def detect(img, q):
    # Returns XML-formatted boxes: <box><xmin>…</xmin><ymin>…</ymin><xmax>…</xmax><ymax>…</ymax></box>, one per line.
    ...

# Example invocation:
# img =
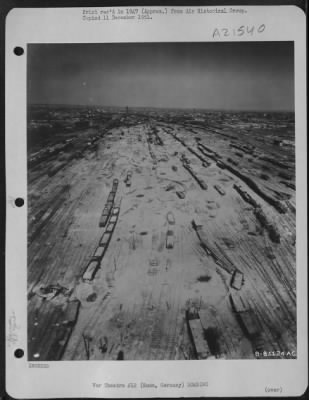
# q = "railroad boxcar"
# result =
<box><xmin>238</xmin><ymin>310</ymin><xmax>260</xmax><ymax>338</ymax></box>
<box><xmin>99</xmin><ymin>213</ymin><xmax>109</xmax><ymax>228</ymax></box>
<box><xmin>100</xmin><ymin>232</ymin><xmax>111</xmax><ymax>246</ymax></box>
<box><xmin>106</xmin><ymin>223</ymin><xmax>115</xmax><ymax>234</ymax></box>
<box><xmin>167</xmin><ymin>212</ymin><xmax>175</xmax><ymax>225</ymax></box>
<box><xmin>92</xmin><ymin>245</ymin><xmax>106</xmax><ymax>260</ymax></box>
<box><xmin>188</xmin><ymin>318</ymin><xmax>211</xmax><ymax>359</ymax></box>
<box><xmin>229</xmin><ymin>293</ymin><xmax>249</xmax><ymax>313</ymax></box>
<box><xmin>166</xmin><ymin>230</ymin><xmax>174</xmax><ymax>249</ymax></box>
<box><xmin>107</xmin><ymin>192</ymin><xmax>115</xmax><ymax>203</ymax></box>
<box><xmin>109</xmin><ymin>214</ymin><xmax>118</xmax><ymax>224</ymax></box>
<box><xmin>82</xmin><ymin>260</ymin><xmax>99</xmax><ymax>281</ymax></box>
<box><xmin>230</xmin><ymin>269</ymin><xmax>244</xmax><ymax>290</ymax></box>
<box><xmin>199</xmin><ymin>179</ymin><xmax>208</xmax><ymax>190</ymax></box>
<box><xmin>214</xmin><ymin>184</ymin><xmax>226</xmax><ymax>196</ymax></box>
<box><xmin>112</xmin><ymin>207</ymin><xmax>120</xmax><ymax>216</ymax></box>
<box><xmin>176</xmin><ymin>190</ymin><xmax>186</xmax><ymax>199</ymax></box>
<box><xmin>62</xmin><ymin>300</ymin><xmax>80</xmax><ymax>325</ymax></box>
<box><xmin>192</xmin><ymin>217</ymin><xmax>203</xmax><ymax>231</ymax></box>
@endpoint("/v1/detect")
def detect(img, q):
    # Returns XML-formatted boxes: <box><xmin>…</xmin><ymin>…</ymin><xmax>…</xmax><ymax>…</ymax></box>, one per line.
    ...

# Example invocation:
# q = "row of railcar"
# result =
<box><xmin>29</xmin><ymin>141</ymin><xmax>73</xmax><ymax>168</ymax></box>
<box><xmin>168</xmin><ymin>132</ymin><xmax>209</xmax><ymax>165</ymax></box>
<box><xmin>233</xmin><ymin>184</ymin><xmax>281</xmax><ymax>243</ymax></box>
<box><xmin>83</xmin><ymin>178</ymin><xmax>120</xmax><ymax>281</ymax></box>
<box><xmin>83</xmin><ymin>206</ymin><xmax>120</xmax><ymax>281</ymax></box>
<box><xmin>182</xmin><ymin>161</ymin><xmax>208</xmax><ymax>190</ymax></box>
<box><xmin>214</xmin><ymin>184</ymin><xmax>226</xmax><ymax>196</ymax></box>
<box><xmin>99</xmin><ymin>178</ymin><xmax>119</xmax><ymax>227</ymax></box>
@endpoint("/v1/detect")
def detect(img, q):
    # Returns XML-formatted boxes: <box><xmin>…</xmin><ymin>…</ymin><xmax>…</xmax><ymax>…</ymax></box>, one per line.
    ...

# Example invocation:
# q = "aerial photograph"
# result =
<box><xmin>27</xmin><ymin>42</ymin><xmax>296</xmax><ymax>361</ymax></box>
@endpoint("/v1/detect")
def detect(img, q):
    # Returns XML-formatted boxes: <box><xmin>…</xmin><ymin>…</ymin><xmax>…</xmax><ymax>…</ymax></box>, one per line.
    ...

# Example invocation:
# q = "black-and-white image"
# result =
<box><xmin>27</xmin><ymin>42</ymin><xmax>296</xmax><ymax>361</ymax></box>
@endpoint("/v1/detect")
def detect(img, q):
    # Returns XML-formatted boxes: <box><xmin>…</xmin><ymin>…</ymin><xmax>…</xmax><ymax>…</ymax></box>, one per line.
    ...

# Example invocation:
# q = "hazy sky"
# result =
<box><xmin>28</xmin><ymin>42</ymin><xmax>294</xmax><ymax>111</ymax></box>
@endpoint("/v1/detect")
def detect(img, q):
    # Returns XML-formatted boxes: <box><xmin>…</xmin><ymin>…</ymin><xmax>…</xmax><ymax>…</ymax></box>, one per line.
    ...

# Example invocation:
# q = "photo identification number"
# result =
<box><xmin>187</xmin><ymin>382</ymin><xmax>208</xmax><ymax>387</ymax></box>
<box><xmin>213</xmin><ymin>24</ymin><xmax>266</xmax><ymax>39</ymax></box>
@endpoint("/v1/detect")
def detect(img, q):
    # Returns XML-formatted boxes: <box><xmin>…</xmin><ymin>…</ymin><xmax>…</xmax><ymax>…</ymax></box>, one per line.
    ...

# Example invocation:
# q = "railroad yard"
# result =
<box><xmin>27</xmin><ymin>105</ymin><xmax>296</xmax><ymax>361</ymax></box>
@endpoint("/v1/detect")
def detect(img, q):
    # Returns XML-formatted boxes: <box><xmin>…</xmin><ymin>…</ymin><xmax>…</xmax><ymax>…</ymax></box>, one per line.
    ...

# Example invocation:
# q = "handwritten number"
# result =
<box><xmin>222</xmin><ymin>28</ymin><xmax>229</xmax><ymax>37</ymax></box>
<box><xmin>237</xmin><ymin>26</ymin><xmax>245</xmax><ymax>36</ymax></box>
<box><xmin>246</xmin><ymin>25</ymin><xmax>255</xmax><ymax>35</ymax></box>
<box><xmin>213</xmin><ymin>24</ymin><xmax>266</xmax><ymax>39</ymax></box>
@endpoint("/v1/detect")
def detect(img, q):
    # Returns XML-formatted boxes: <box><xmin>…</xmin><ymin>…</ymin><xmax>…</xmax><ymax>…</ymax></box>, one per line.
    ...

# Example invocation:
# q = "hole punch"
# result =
<box><xmin>14</xmin><ymin>46</ymin><xmax>24</xmax><ymax>56</ymax></box>
<box><xmin>14</xmin><ymin>348</ymin><xmax>24</xmax><ymax>358</ymax></box>
<box><xmin>15</xmin><ymin>198</ymin><xmax>24</xmax><ymax>207</ymax></box>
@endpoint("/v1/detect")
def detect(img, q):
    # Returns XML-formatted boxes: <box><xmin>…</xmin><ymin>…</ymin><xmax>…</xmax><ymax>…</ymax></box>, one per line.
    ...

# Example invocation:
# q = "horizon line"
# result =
<box><xmin>28</xmin><ymin>103</ymin><xmax>295</xmax><ymax>114</ymax></box>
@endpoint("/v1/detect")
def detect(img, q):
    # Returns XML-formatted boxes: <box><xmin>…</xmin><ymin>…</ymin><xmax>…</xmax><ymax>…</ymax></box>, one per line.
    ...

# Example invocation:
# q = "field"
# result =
<box><xmin>27</xmin><ymin>105</ymin><xmax>296</xmax><ymax>361</ymax></box>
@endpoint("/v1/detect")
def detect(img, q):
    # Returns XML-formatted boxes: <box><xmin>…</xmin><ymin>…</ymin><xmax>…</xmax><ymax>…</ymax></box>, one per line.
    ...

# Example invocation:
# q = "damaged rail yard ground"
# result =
<box><xmin>27</xmin><ymin>105</ymin><xmax>296</xmax><ymax>361</ymax></box>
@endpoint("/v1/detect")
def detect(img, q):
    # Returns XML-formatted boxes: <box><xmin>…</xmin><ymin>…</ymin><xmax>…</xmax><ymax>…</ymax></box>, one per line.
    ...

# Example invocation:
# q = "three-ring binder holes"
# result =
<box><xmin>14</xmin><ymin>348</ymin><xmax>24</xmax><ymax>358</ymax></box>
<box><xmin>14</xmin><ymin>46</ymin><xmax>24</xmax><ymax>56</ymax></box>
<box><xmin>11</xmin><ymin>45</ymin><xmax>25</xmax><ymax>364</ymax></box>
<box><xmin>15</xmin><ymin>197</ymin><xmax>24</xmax><ymax>207</ymax></box>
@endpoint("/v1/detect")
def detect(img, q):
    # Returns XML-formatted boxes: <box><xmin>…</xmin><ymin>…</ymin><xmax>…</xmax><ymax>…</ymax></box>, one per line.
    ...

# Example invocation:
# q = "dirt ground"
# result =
<box><xmin>27</xmin><ymin>110</ymin><xmax>296</xmax><ymax>361</ymax></box>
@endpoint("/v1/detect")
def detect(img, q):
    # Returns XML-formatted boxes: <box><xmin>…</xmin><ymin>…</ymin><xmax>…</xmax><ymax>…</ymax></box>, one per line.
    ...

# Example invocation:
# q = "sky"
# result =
<box><xmin>28</xmin><ymin>42</ymin><xmax>294</xmax><ymax>111</ymax></box>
